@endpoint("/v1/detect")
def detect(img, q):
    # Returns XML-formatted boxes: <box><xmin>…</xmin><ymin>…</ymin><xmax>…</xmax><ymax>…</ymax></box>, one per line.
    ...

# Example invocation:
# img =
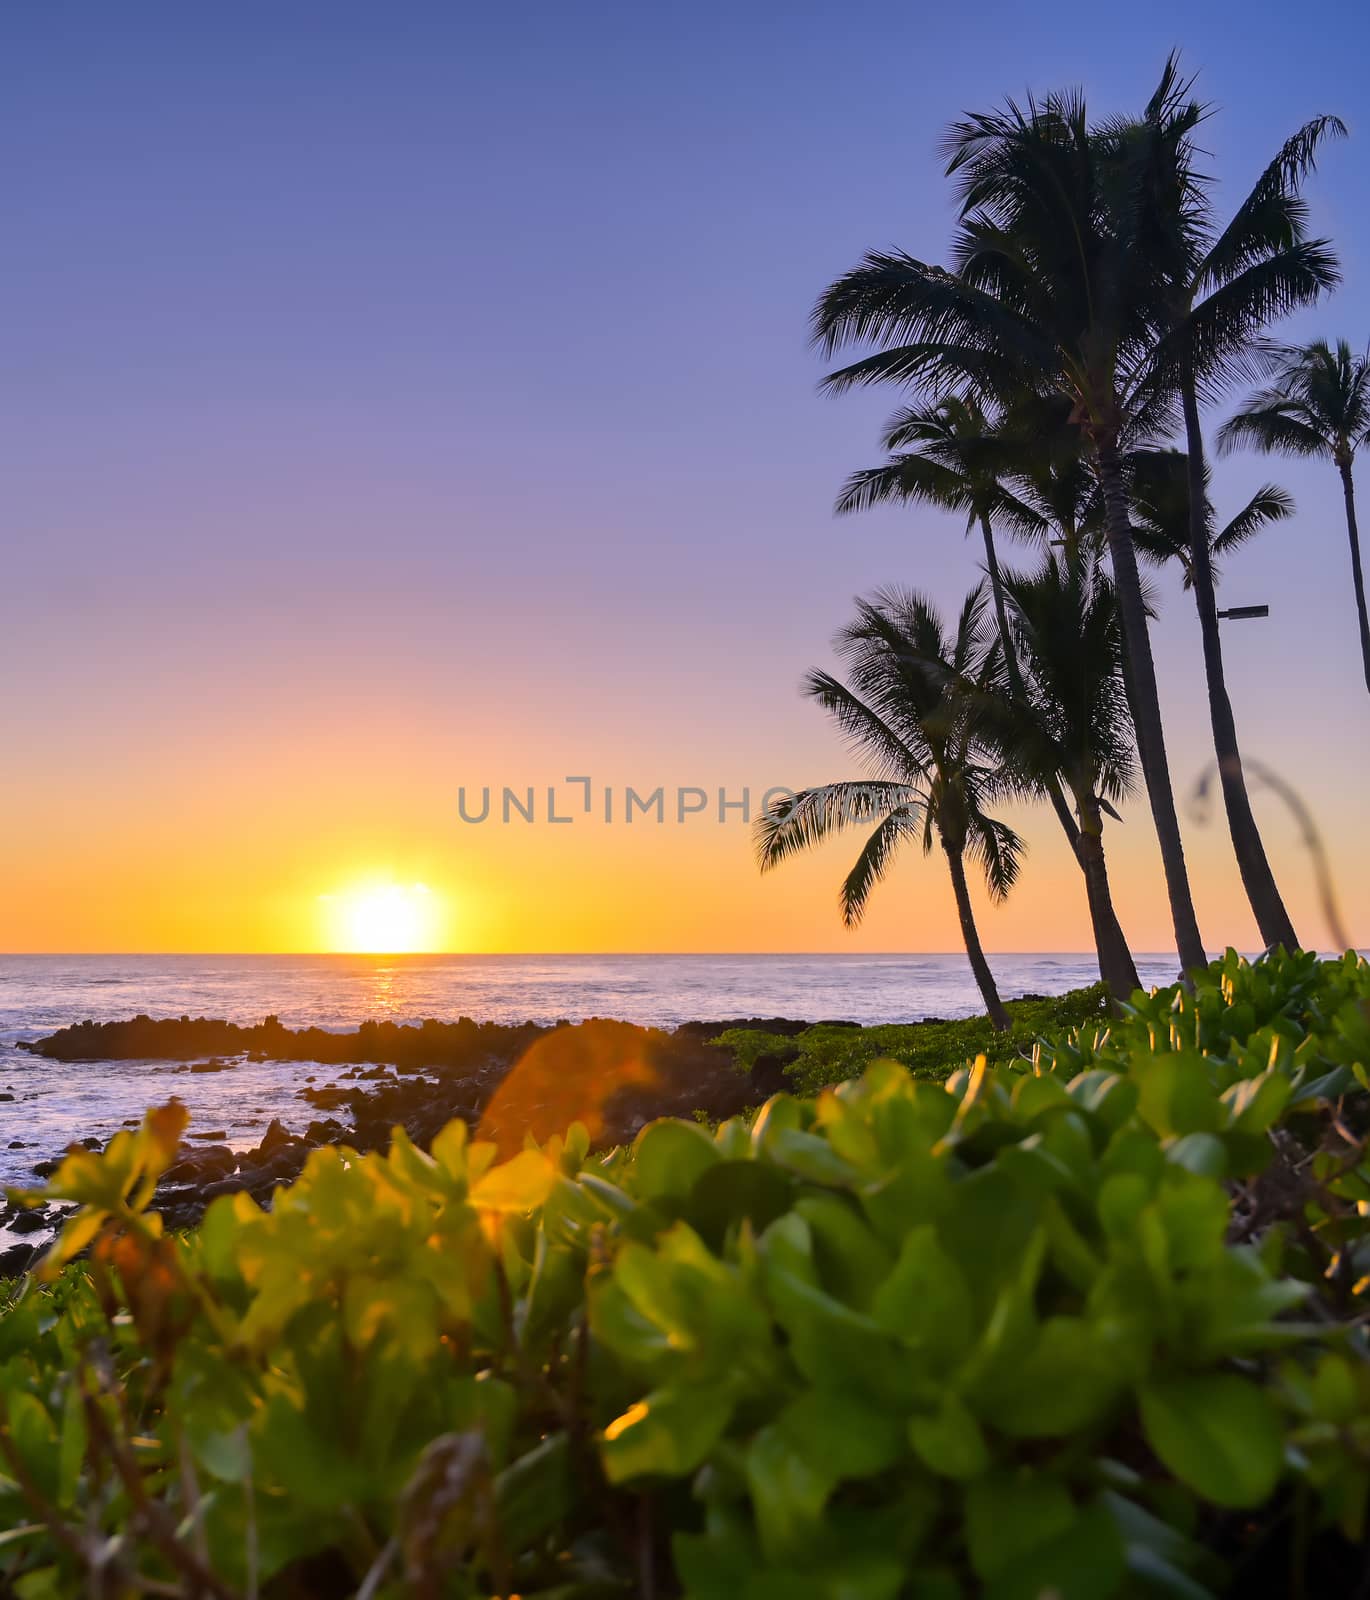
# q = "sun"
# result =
<box><xmin>320</xmin><ymin>881</ymin><xmax>443</xmax><ymax>954</ymax></box>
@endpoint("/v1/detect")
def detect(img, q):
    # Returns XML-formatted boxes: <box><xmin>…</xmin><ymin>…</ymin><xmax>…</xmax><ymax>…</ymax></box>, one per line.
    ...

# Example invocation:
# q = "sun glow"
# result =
<box><xmin>320</xmin><ymin>881</ymin><xmax>444</xmax><ymax>953</ymax></box>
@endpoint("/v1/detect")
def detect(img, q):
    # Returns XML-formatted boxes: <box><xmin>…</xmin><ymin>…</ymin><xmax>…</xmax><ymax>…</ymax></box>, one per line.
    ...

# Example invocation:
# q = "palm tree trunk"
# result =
<box><xmin>942</xmin><ymin>841</ymin><xmax>1010</xmax><ymax>1030</ymax></box>
<box><xmin>1094</xmin><ymin>438</ymin><xmax>1207</xmax><ymax>974</ymax></box>
<box><xmin>1074</xmin><ymin>799</ymin><xmax>1141</xmax><ymax>1001</ymax></box>
<box><xmin>1337</xmin><ymin>461</ymin><xmax>1370</xmax><ymax>697</ymax></box>
<box><xmin>979</xmin><ymin>514</ymin><xmax>1137</xmax><ymax>995</ymax></box>
<box><xmin>1075</xmin><ymin>835</ymin><xmax>1141</xmax><ymax>1001</ymax></box>
<box><xmin>1180</xmin><ymin>377</ymin><xmax>1299</xmax><ymax>951</ymax></box>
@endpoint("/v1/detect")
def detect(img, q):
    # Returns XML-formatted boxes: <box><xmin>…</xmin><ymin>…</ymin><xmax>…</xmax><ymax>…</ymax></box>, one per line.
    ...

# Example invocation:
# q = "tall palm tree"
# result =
<box><xmin>991</xmin><ymin>554</ymin><xmax>1141</xmax><ymax>1001</ymax></box>
<box><xmin>1219</xmin><ymin>339</ymin><xmax>1370</xmax><ymax>697</ymax></box>
<box><xmin>756</xmin><ymin>586</ymin><xmax>1019</xmax><ymax>1028</ymax></box>
<box><xmin>838</xmin><ymin>396</ymin><xmax>1140</xmax><ymax>996</ymax></box>
<box><xmin>813</xmin><ymin>88</ymin><xmax>1209</xmax><ymax>971</ymax></box>
<box><xmin>1137</xmin><ymin>63</ymin><xmax>1341</xmax><ymax>948</ymax></box>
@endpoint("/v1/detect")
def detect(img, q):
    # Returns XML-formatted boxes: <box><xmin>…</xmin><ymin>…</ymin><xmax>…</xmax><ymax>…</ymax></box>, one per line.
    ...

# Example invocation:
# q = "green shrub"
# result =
<box><xmin>2</xmin><ymin>949</ymin><xmax>1369</xmax><ymax>1598</ymax></box>
<box><xmin>713</xmin><ymin>983</ymin><xmax>1112</xmax><ymax>1092</ymax></box>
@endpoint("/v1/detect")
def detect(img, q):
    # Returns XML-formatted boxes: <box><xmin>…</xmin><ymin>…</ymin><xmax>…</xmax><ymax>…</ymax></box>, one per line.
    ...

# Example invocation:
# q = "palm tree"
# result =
<box><xmin>1219</xmin><ymin>339</ymin><xmax>1370</xmax><ymax>697</ymax></box>
<box><xmin>838</xmin><ymin>396</ymin><xmax>1140</xmax><ymax>997</ymax></box>
<box><xmin>1000</xmin><ymin>394</ymin><xmax>1108</xmax><ymax>565</ymax></box>
<box><xmin>757</xmin><ymin>586</ymin><xmax>1019</xmax><ymax>1028</ymax></box>
<box><xmin>990</xmin><ymin>553</ymin><xmax>1141</xmax><ymax>1001</ymax></box>
<box><xmin>834</xmin><ymin>396</ymin><xmax>1046</xmax><ymax>659</ymax></box>
<box><xmin>1128</xmin><ymin>449</ymin><xmax>1294</xmax><ymax>586</ymax></box>
<box><xmin>1136</xmin><ymin>63</ymin><xmax>1341</xmax><ymax>949</ymax></box>
<box><xmin>813</xmin><ymin>88</ymin><xmax>1209</xmax><ymax>971</ymax></box>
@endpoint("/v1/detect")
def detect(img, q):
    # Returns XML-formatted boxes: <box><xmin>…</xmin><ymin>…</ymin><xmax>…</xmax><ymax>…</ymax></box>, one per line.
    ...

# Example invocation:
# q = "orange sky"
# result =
<box><xmin>4</xmin><ymin>640</ymin><xmax>1364</xmax><ymax>954</ymax></box>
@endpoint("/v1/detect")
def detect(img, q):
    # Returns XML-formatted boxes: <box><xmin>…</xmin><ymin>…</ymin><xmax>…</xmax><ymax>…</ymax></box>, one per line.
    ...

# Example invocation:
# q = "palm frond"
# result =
<box><xmin>834</xmin><ymin>456</ymin><xmax>975</xmax><ymax>519</ymax></box>
<box><xmin>754</xmin><ymin>781</ymin><xmax>923</xmax><ymax>873</ymax></box>
<box><xmin>1216</xmin><ymin>396</ymin><xmax>1328</xmax><ymax>458</ymax></box>
<box><xmin>1181</xmin><ymin>242</ymin><xmax>1341</xmax><ymax>399</ymax></box>
<box><xmin>1213</xmin><ymin>483</ymin><xmax>1294</xmax><ymax>557</ymax></box>
<box><xmin>802</xmin><ymin>669</ymin><xmax>929</xmax><ymax>781</ymax></box>
<box><xmin>1198</xmin><ymin>115</ymin><xmax>1347</xmax><ymax>291</ymax></box>
<box><xmin>839</xmin><ymin>809</ymin><xmax>926</xmax><ymax>926</ymax></box>
<box><xmin>965</xmin><ymin>811</ymin><xmax>1024</xmax><ymax>902</ymax></box>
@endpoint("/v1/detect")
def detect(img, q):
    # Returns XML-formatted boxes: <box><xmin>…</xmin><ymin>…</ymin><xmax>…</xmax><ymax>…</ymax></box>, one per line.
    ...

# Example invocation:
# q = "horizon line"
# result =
<box><xmin>0</xmin><ymin>949</ymin><xmax>1205</xmax><ymax>959</ymax></box>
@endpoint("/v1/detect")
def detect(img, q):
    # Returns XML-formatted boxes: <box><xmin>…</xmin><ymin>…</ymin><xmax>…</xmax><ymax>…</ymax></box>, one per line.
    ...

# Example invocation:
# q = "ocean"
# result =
<box><xmin>0</xmin><ymin>951</ymin><xmax>1186</xmax><ymax>1202</ymax></box>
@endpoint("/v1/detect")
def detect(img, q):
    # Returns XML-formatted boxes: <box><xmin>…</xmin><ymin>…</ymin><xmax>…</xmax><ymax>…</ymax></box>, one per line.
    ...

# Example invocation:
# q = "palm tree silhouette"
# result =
<box><xmin>1137</xmin><ymin>62</ymin><xmax>1341</xmax><ymax>947</ymax></box>
<box><xmin>814</xmin><ymin>88</ymin><xmax>1208</xmax><ymax>969</ymax></box>
<box><xmin>987</xmin><ymin>552</ymin><xmax>1140</xmax><ymax>1001</ymax></box>
<box><xmin>756</xmin><ymin>586</ymin><xmax>1019</xmax><ymax>1028</ymax></box>
<box><xmin>834</xmin><ymin>396</ymin><xmax>1046</xmax><ymax>658</ymax></box>
<box><xmin>837</xmin><ymin>396</ymin><xmax>1139</xmax><ymax>995</ymax></box>
<box><xmin>1128</xmin><ymin>449</ymin><xmax>1293</xmax><ymax>587</ymax></box>
<box><xmin>1219</xmin><ymin>339</ymin><xmax>1370</xmax><ymax>698</ymax></box>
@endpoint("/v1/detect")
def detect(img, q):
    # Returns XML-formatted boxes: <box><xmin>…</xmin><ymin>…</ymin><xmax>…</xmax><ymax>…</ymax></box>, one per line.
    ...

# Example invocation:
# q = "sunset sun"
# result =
<box><xmin>320</xmin><ymin>881</ymin><xmax>443</xmax><ymax>954</ymax></box>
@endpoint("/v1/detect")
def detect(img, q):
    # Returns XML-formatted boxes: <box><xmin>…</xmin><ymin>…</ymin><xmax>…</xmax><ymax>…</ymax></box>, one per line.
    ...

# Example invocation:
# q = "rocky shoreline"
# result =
<box><xmin>2</xmin><ymin>1011</ymin><xmax>823</xmax><ymax>1274</ymax></box>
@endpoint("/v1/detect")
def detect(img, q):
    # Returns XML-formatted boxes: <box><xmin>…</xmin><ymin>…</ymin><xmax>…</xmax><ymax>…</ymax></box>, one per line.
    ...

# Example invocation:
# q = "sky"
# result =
<box><xmin>2</xmin><ymin>0</ymin><xmax>1368</xmax><ymax>957</ymax></box>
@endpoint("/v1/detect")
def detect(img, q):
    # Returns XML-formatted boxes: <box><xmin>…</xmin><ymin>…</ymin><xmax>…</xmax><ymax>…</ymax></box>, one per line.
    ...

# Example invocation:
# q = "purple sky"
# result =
<box><xmin>3</xmin><ymin>0</ymin><xmax>1367</xmax><ymax>954</ymax></box>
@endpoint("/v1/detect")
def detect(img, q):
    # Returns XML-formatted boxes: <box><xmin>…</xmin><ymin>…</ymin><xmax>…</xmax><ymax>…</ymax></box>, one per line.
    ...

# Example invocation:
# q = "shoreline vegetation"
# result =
<box><xmin>3</xmin><ymin>949</ymin><xmax>1369</xmax><ymax>1596</ymax></box>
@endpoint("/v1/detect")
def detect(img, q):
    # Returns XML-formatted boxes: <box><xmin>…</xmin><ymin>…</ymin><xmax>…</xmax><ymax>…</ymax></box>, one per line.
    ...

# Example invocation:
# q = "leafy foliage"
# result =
<box><xmin>713</xmin><ymin>985</ymin><xmax>1111</xmax><ymax>1094</ymax></box>
<box><xmin>3</xmin><ymin>951</ymin><xmax>1370</xmax><ymax>1598</ymax></box>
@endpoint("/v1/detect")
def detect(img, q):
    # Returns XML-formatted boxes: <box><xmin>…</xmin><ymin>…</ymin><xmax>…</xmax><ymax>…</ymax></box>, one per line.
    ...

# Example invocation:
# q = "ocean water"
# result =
<box><xmin>0</xmin><ymin>951</ymin><xmax>1185</xmax><ymax>1205</ymax></box>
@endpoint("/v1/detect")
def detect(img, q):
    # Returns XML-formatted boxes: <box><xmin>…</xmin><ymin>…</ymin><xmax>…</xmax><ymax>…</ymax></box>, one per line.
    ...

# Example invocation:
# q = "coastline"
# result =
<box><xmin>1</xmin><ymin>987</ymin><xmax>1107</xmax><ymax>1272</ymax></box>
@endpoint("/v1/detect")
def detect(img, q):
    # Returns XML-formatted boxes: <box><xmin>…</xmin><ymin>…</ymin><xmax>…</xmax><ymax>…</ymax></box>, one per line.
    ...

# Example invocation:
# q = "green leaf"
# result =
<box><xmin>985</xmin><ymin>1317</ymin><xmax>1125</xmax><ymax>1438</ymax></box>
<box><xmin>1133</xmin><ymin>1056</ymin><xmax>1219</xmax><ymax>1139</ymax></box>
<box><xmin>776</xmin><ymin>1390</ymin><xmax>906</xmax><ymax>1480</ymax></box>
<box><xmin>632</xmin><ymin>1119</ymin><xmax>721</xmax><ymax>1203</ymax></box>
<box><xmin>763</xmin><ymin>1128</ymin><xmax>859</xmax><ymax>1187</ymax></box>
<box><xmin>1165</xmin><ymin>1133</ymin><xmax>1227</xmax><ymax>1179</ymax></box>
<box><xmin>188</xmin><ymin>1424</ymin><xmax>252</xmax><ymax>1485</ymax></box>
<box><xmin>1221</xmin><ymin>1070</ymin><xmax>1292</xmax><ymax>1135</ymax></box>
<box><xmin>600</xmin><ymin>1383</ymin><xmax>734</xmax><ymax>1483</ymax></box>
<box><xmin>964</xmin><ymin>1470</ymin><xmax>1076</xmax><ymax>1580</ymax></box>
<box><xmin>5</xmin><ymin>1393</ymin><xmax>59</xmax><ymax>1503</ymax></box>
<box><xmin>984</xmin><ymin>1499</ymin><xmax>1126</xmax><ymax>1600</ymax></box>
<box><xmin>14</xmin><ymin>1567</ymin><xmax>64</xmax><ymax>1600</ymax></box>
<box><xmin>793</xmin><ymin>1194</ymin><xmax>894</xmax><ymax>1310</ymax></box>
<box><xmin>908</xmin><ymin>1393</ymin><xmax>988</xmax><ymax>1479</ymax></box>
<box><xmin>495</xmin><ymin>1433</ymin><xmax>574</xmax><ymax>1548</ymax></box>
<box><xmin>764</xmin><ymin>1262</ymin><xmax>923</xmax><ymax>1406</ymax></box>
<box><xmin>746</xmin><ymin>1422</ymin><xmax>835</xmax><ymax>1560</ymax></box>
<box><xmin>872</xmin><ymin>1224</ymin><xmax>973</xmax><ymax>1368</ymax></box>
<box><xmin>57</xmin><ymin>1380</ymin><xmax>86</xmax><ymax>1508</ymax></box>
<box><xmin>1138</xmin><ymin>1373</ymin><xmax>1284</xmax><ymax>1508</ymax></box>
<box><xmin>257</xmin><ymin>1391</ymin><xmax>373</xmax><ymax>1508</ymax></box>
<box><xmin>686</xmin><ymin>1160</ymin><xmax>794</xmax><ymax>1250</ymax></box>
<box><xmin>470</xmin><ymin>1148</ymin><xmax>555</xmax><ymax>1213</ymax></box>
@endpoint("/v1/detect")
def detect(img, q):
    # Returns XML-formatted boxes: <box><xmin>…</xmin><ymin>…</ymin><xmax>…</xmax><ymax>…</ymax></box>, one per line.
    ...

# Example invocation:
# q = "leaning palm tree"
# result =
<box><xmin>813</xmin><ymin>87</ymin><xmax>1208</xmax><ymax>970</ymax></box>
<box><xmin>1219</xmin><ymin>339</ymin><xmax>1370</xmax><ymax>697</ymax></box>
<box><xmin>756</xmin><ymin>586</ymin><xmax>1019</xmax><ymax>1028</ymax></box>
<box><xmin>1136</xmin><ymin>63</ymin><xmax>1341</xmax><ymax>948</ymax></box>
<box><xmin>992</xmin><ymin>554</ymin><xmax>1141</xmax><ymax>1001</ymax></box>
